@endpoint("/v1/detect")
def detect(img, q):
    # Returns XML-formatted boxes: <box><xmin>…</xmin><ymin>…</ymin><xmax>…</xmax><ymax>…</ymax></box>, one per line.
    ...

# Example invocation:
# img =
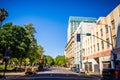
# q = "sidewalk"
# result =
<box><xmin>0</xmin><ymin>72</ymin><xmax>24</xmax><ymax>76</ymax></box>
<box><xmin>85</xmin><ymin>72</ymin><xmax>101</xmax><ymax>77</ymax></box>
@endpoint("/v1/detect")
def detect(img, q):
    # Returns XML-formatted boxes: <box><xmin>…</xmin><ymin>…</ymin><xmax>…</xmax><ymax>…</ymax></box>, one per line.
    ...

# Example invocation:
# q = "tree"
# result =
<box><xmin>0</xmin><ymin>22</ymin><xmax>44</xmax><ymax>68</ymax></box>
<box><xmin>9</xmin><ymin>58</ymin><xmax>19</xmax><ymax>67</ymax></box>
<box><xmin>46</xmin><ymin>56</ymin><xmax>54</xmax><ymax>66</ymax></box>
<box><xmin>0</xmin><ymin>23</ymin><xmax>32</xmax><ymax>67</ymax></box>
<box><xmin>24</xmin><ymin>24</ymin><xmax>44</xmax><ymax>66</ymax></box>
<box><xmin>55</xmin><ymin>55</ymin><xmax>68</xmax><ymax>66</ymax></box>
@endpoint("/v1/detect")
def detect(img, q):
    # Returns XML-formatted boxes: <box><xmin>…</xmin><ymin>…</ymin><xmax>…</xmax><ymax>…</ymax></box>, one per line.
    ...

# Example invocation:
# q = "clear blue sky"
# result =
<box><xmin>0</xmin><ymin>0</ymin><xmax>120</xmax><ymax>58</ymax></box>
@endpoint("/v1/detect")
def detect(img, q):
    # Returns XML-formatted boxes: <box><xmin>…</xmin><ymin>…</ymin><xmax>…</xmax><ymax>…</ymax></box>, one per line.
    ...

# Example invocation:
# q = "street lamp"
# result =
<box><xmin>0</xmin><ymin>8</ymin><xmax>8</xmax><ymax>29</ymax></box>
<box><xmin>96</xmin><ymin>22</ymin><xmax>115</xmax><ymax>69</ymax></box>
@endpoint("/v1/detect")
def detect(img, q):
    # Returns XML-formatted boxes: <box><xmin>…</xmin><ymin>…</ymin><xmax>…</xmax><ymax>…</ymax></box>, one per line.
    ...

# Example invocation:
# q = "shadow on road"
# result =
<box><xmin>7</xmin><ymin>73</ymin><xmax>100</xmax><ymax>80</ymax></box>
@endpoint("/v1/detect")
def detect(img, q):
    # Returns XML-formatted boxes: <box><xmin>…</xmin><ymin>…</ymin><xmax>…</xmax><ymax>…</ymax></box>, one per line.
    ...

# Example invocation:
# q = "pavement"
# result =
<box><xmin>64</xmin><ymin>67</ymin><xmax>101</xmax><ymax>77</ymax></box>
<box><xmin>0</xmin><ymin>67</ymin><xmax>101</xmax><ymax>79</ymax></box>
<box><xmin>0</xmin><ymin>72</ymin><xmax>24</xmax><ymax>76</ymax></box>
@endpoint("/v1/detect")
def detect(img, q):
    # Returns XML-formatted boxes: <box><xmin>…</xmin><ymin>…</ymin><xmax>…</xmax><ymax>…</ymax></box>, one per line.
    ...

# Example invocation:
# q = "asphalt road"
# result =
<box><xmin>7</xmin><ymin>67</ymin><xmax>101</xmax><ymax>80</ymax></box>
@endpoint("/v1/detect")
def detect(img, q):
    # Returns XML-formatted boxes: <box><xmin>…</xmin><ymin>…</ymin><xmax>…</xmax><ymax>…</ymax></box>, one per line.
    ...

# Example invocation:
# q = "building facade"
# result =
<box><xmin>66</xmin><ymin>16</ymin><xmax>96</xmax><ymax>68</ymax></box>
<box><xmin>74</xmin><ymin>21</ymin><xmax>96</xmax><ymax>69</ymax></box>
<box><xmin>67</xmin><ymin>16</ymin><xmax>96</xmax><ymax>42</ymax></box>
<box><xmin>65</xmin><ymin>33</ymin><xmax>75</xmax><ymax>67</ymax></box>
<box><xmin>82</xmin><ymin>4</ymin><xmax>120</xmax><ymax>74</ymax></box>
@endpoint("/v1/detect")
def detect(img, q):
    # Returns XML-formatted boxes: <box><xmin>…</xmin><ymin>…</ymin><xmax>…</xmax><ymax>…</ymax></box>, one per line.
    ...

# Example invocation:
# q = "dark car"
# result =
<box><xmin>38</xmin><ymin>65</ymin><xmax>44</xmax><ymax>71</ymax></box>
<box><xmin>0</xmin><ymin>75</ymin><xmax>7</xmax><ymax>80</ymax></box>
<box><xmin>101</xmin><ymin>68</ymin><xmax>120</xmax><ymax>80</ymax></box>
<box><xmin>74</xmin><ymin>67</ymin><xmax>80</xmax><ymax>73</ymax></box>
<box><xmin>71</xmin><ymin>67</ymin><xmax>76</xmax><ymax>72</ymax></box>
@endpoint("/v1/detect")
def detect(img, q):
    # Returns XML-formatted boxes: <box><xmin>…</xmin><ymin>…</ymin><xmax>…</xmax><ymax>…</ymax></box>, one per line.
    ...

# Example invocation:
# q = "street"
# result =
<box><xmin>7</xmin><ymin>67</ymin><xmax>101</xmax><ymax>80</ymax></box>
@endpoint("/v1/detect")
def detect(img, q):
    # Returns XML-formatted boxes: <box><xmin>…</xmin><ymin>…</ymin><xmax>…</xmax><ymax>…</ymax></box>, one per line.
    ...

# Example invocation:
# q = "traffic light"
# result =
<box><xmin>77</xmin><ymin>34</ymin><xmax>80</xmax><ymax>42</ymax></box>
<box><xmin>86</xmin><ymin>33</ymin><xmax>91</xmax><ymax>36</ymax></box>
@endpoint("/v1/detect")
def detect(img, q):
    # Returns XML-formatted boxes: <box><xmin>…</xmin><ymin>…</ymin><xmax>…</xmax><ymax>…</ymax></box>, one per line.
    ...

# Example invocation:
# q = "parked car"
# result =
<box><xmin>101</xmin><ymin>68</ymin><xmax>120</xmax><ymax>80</ymax></box>
<box><xmin>74</xmin><ymin>67</ymin><xmax>80</xmax><ymax>73</ymax></box>
<box><xmin>12</xmin><ymin>67</ymin><xmax>24</xmax><ymax>72</ymax></box>
<box><xmin>38</xmin><ymin>65</ymin><xmax>44</xmax><ymax>71</ymax></box>
<box><xmin>25</xmin><ymin>67</ymin><xmax>36</xmax><ymax>75</ymax></box>
<box><xmin>71</xmin><ymin>67</ymin><xmax>80</xmax><ymax>73</ymax></box>
<box><xmin>0</xmin><ymin>75</ymin><xmax>7</xmax><ymax>80</ymax></box>
<box><xmin>71</xmin><ymin>67</ymin><xmax>76</xmax><ymax>72</ymax></box>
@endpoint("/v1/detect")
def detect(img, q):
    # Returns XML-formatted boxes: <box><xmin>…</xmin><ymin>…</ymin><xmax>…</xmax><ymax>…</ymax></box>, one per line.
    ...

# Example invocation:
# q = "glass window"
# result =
<box><xmin>96</xmin><ymin>32</ymin><xmax>98</xmax><ymax>36</ymax></box>
<box><xmin>97</xmin><ymin>43</ymin><xmax>99</xmax><ymax>51</ymax></box>
<box><xmin>106</xmin><ymin>38</ymin><xmax>110</xmax><ymax>48</ymax></box>
<box><xmin>91</xmin><ymin>46</ymin><xmax>92</xmax><ymax>53</ymax></box>
<box><xmin>111</xmin><ymin>20</ymin><xmax>115</xmax><ymax>29</ymax></box>
<box><xmin>94</xmin><ymin>45</ymin><xmax>96</xmax><ymax>52</ymax></box>
<box><xmin>105</xmin><ymin>25</ymin><xmax>108</xmax><ymax>33</ymax></box>
<box><xmin>113</xmin><ymin>35</ymin><xmax>116</xmax><ymax>47</ymax></box>
<box><xmin>101</xmin><ymin>41</ymin><xmax>104</xmax><ymax>50</ymax></box>
<box><xmin>100</xmin><ymin>29</ymin><xmax>103</xmax><ymax>36</ymax></box>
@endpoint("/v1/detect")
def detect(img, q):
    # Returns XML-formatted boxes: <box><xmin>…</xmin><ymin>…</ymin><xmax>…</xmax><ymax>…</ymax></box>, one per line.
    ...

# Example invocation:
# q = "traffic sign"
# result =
<box><xmin>25</xmin><ymin>58</ymin><xmax>30</xmax><ymax>62</ymax></box>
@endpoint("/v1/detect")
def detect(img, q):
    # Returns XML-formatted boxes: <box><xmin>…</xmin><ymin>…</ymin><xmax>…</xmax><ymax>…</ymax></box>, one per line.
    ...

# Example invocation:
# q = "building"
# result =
<box><xmin>67</xmin><ymin>16</ymin><xmax>96</xmax><ymax>42</ymax></box>
<box><xmin>65</xmin><ymin>33</ymin><xmax>75</xmax><ymax>67</ymax></box>
<box><xmin>66</xmin><ymin>16</ymin><xmax>96</xmax><ymax>68</ymax></box>
<box><xmin>74</xmin><ymin>21</ymin><xmax>96</xmax><ymax>69</ymax></box>
<box><xmin>82</xmin><ymin>4</ymin><xmax>120</xmax><ymax>74</ymax></box>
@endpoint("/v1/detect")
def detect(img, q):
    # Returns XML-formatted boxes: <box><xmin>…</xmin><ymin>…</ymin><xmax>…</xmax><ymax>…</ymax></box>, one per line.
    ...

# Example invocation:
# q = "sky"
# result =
<box><xmin>0</xmin><ymin>0</ymin><xmax>120</xmax><ymax>58</ymax></box>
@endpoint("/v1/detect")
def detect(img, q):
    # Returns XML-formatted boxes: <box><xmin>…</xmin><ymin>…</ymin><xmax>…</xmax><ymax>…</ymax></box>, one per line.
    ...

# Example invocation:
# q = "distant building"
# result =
<box><xmin>74</xmin><ymin>21</ymin><xmax>96</xmax><ymax>69</ymax></box>
<box><xmin>67</xmin><ymin>16</ymin><xmax>96</xmax><ymax>42</ymax></box>
<box><xmin>65</xmin><ymin>33</ymin><xmax>75</xmax><ymax>67</ymax></box>
<box><xmin>66</xmin><ymin>16</ymin><xmax>96</xmax><ymax>68</ymax></box>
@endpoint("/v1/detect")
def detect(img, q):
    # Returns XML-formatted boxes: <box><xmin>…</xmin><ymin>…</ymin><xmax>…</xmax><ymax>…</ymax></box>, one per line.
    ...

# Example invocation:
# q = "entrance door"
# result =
<box><xmin>94</xmin><ymin>64</ymin><xmax>99</xmax><ymax>73</ymax></box>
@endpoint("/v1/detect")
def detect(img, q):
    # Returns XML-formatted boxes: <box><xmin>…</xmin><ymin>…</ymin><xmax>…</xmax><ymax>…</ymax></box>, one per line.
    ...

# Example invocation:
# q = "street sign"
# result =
<box><xmin>25</xmin><ymin>58</ymin><xmax>30</xmax><ymax>62</ymax></box>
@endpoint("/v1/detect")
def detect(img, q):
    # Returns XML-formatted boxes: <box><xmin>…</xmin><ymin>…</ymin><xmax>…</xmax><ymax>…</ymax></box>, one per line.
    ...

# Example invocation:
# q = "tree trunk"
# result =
<box><xmin>19</xmin><ymin>54</ymin><xmax>23</xmax><ymax>68</ymax></box>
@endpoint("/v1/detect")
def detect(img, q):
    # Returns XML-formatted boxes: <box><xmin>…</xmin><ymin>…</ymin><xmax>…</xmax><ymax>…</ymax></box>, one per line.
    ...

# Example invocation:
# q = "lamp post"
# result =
<box><xmin>0</xmin><ymin>8</ymin><xmax>8</xmax><ymax>29</ymax></box>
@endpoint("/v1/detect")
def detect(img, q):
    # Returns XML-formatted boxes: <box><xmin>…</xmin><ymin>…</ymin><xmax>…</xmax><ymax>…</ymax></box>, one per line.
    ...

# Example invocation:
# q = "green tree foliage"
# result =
<box><xmin>24</xmin><ymin>24</ymin><xmax>44</xmax><ymax>65</ymax></box>
<box><xmin>0</xmin><ymin>23</ymin><xmax>30</xmax><ymax>57</ymax></box>
<box><xmin>46</xmin><ymin>56</ymin><xmax>54</xmax><ymax>66</ymax></box>
<box><xmin>0</xmin><ymin>22</ymin><xmax>31</xmax><ymax>67</ymax></box>
<box><xmin>9</xmin><ymin>58</ymin><xmax>19</xmax><ymax>67</ymax></box>
<box><xmin>42</xmin><ymin>55</ymin><xmax>47</xmax><ymax>65</ymax></box>
<box><xmin>42</xmin><ymin>55</ymin><xmax>54</xmax><ymax>66</ymax></box>
<box><xmin>0</xmin><ymin>22</ymin><xmax>44</xmax><ymax>67</ymax></box>
<box><xmin>55</xmin><ymin>55</ymin><xmax>68</xmax><ymax>66</ymax></box>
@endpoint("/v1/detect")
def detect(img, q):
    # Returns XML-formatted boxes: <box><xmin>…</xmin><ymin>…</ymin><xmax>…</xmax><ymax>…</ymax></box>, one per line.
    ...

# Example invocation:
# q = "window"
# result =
<box><xmin>106</xmin><ymin>38</ymin><xmax>110</xmax><ymax>48</ymax></box>
<box><xmin>93</xmin><ymin>36</ymin><xmax>95</xmax><ymax>41</ymax></box>
<box><xmin>90</xmin><ymin>37</ymin><xmax>92</xmax><ymax>44</ymax></box>
<box><xmin>91</xmin><ymin>46</ymin><xmax>92</xmax><ymax>53</ymax></box>
<box><xmin>96</xmin><ymin>32</ymin><xmax>98</xmax><ymax>41</ymax></box>
<box><xmin>113</xmin><ymin>35</ymin><xmax>116</xmax><ymax>47</ymax></box>
<box><xmin>105</xmin><ymin>25</ymin><xmax>108</xmax><ymax>33</ymax></box>
<box><xmin>94</xmin><ymin>45</ymin><xmax>96</xmax><ymax>52</ymax></box>
<box><xmin>88</xmin><ymin>48</ymin><xmax>89</xmax><ymax>54</ymax></box>
<box><xmin>100</xmin><ymin>29</ymin><xmax>103</xmax><ymax>36</ymax></box>
<box><xmin>111</xmin><ymin>20</ymin><xmax>115</xmax><ymax>29</ymax></box>
<box><xmin>96</xmin><ymin>32</ymin><xmax>98</xmax><ymax>36</ymax></box>
<box><xmin>71</xmin><ymin>21</ymin><xmax>73</xmax><ymax>27</ymax></box>
<box><xmin>97</xmin><ymin>43</ymin><xmax>99</xmax><ymax>51</ymax></box>
<box><xmin>101</xmin><ymin>41</ymin><xmax>104</xmax><ymax>50</ymax></box>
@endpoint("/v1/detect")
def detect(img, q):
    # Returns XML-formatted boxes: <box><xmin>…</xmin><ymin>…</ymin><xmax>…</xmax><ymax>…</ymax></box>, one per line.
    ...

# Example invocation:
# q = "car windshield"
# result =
<box><xmin>0</xmin><ymin>0</ymin><xmax>120</xmax><ymax>80</ymax></box>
